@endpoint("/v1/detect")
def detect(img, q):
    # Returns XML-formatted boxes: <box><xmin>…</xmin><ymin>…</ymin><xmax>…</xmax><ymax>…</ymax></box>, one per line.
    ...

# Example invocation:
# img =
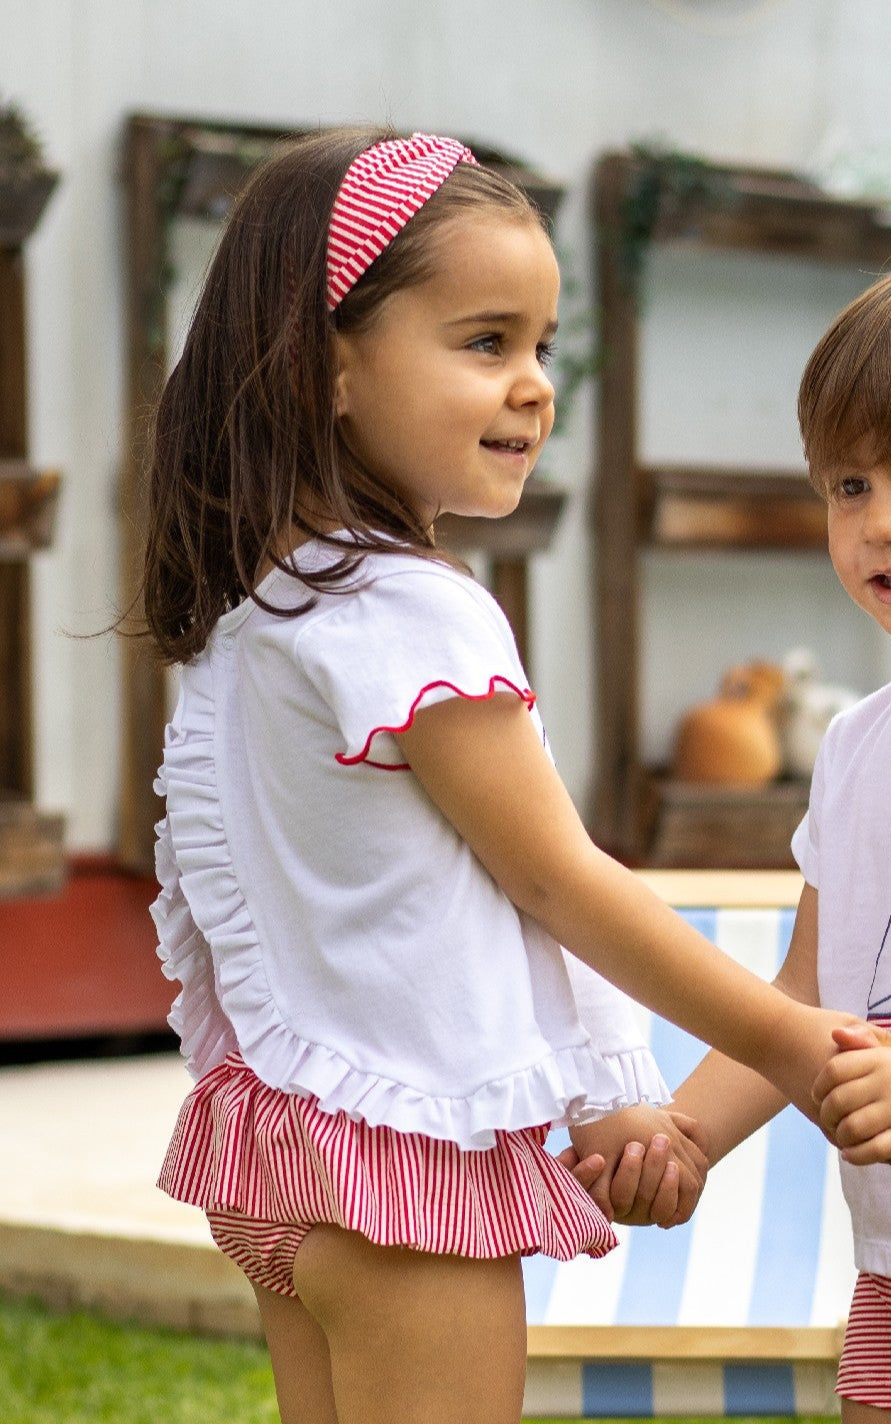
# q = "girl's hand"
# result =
<box><xmin>812</xmin><ymin>1023</ymin><xmax>891</xmax><ymax>1164</ymax></box>
<box><xmin>559</xmin><ymin>1105</ymin><xmax>709</xmax><ymax>1228</ymax></box>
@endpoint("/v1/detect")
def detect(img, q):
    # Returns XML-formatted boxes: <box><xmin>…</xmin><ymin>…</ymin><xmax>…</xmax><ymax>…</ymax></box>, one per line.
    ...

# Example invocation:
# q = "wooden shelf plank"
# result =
<box><xmin>642</xmin><ymin>464</ymin><xmax>827</xmax><ymax>549</ymax></box>
<box><xmin>526</xmin><ymin>1322</ymin><xmax>844</xmax><ymax>1362</ymax></box>
<box><xmin>635</xmin><ymin>155</ymin><xmax>891</xmax><ymax>265</ymax></box>
<box><xmin>0</xmin><ymin>462</ymin><xmax>61</xmax><ymax>556</ymax></box>
<box><xmin>635</xmin><ymin>866</ymin><xmax>803</xmax><ymax>908</ymax></box>
<box><xmin>132</xmin><ymin>113</ymin><xmax>567</xmax><ymax>227</ymax></box>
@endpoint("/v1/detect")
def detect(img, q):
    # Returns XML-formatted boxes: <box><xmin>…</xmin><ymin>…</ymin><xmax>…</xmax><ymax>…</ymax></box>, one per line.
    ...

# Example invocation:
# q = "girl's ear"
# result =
<box><xmin>332</xmin><ymin>332</ymin><xmax>351</xmax><ymax>419</ymax></box>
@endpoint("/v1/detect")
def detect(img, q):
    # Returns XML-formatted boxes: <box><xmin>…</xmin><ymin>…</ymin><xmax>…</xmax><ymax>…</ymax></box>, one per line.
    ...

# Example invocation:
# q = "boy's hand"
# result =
<box><xmin>556</xmin><ymin>1104</ymin><xmax>708</xmax><ymax>1228</ymax></box>
<box><xmin>812</xmin><ymin>1023</ymin><xmax>891</xmax><ymax>1163</ymax></box>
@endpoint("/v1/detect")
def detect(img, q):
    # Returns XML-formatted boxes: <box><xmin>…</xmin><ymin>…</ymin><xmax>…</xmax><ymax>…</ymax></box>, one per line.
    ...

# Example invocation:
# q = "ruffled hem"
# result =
<box><xmin>569</xmin><ymin>1045</ymin><xmax>671</xmax><ymax>1124</ymax></box>
<box><xmin>160</xmin><ymin>1054</ymin><xmax>617</xmax><ymax>1265</ymax></box>
<box><xmin>151</xmin><ymin>660</ymin><xmax>670</xmax><ymax>1149</ymax></box>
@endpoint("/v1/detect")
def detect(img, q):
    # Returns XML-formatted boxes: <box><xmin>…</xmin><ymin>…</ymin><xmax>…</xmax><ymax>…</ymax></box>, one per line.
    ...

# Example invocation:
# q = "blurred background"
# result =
<box><xmin>5</xmin><ymin>0</ymin><xmax>891</xmax><ymax>1038</ymax></box>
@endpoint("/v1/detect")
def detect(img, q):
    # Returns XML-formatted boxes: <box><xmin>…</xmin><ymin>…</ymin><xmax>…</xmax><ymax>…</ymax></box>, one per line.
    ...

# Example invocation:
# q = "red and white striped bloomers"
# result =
<box><xmin>837</xmin><ymin>1270</ymin><xmax>891</xmax><ymax>1408</ymax></box>
<box><xmin>158</xmin><ymin>1052</ymin><xmax>616</xmax><ymax>1298</ymax></box>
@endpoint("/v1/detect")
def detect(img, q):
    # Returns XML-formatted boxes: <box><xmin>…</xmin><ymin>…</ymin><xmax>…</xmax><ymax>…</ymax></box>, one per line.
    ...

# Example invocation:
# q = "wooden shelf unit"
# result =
<box><xmin>591</xmin><ymin>149</ymin><xmax>891</xmax><ymax>868</ymax></box>
<box><xmin>0</xmin><ymin>174</ymin><xmax>64</xmax><ymax>898</ymax></box>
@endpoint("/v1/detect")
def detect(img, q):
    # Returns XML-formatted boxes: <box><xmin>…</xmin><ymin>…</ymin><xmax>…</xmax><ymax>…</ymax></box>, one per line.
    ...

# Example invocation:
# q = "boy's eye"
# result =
<box><xmin>839</xmin><ymin>475</ymin><xmax>869</xmax><ymax>498</ymax></box>
<box><xmin>537</xmin><ymin>340</ymin><xmax>556</xmax><ymax>368</ymax></box>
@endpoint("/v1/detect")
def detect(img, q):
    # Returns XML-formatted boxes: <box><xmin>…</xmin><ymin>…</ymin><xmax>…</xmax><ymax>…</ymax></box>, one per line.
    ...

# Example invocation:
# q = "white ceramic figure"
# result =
<box><xmin>779</xmin><ymin>648</ymin><xmax>860</xmax><ymax>778</ymax></box>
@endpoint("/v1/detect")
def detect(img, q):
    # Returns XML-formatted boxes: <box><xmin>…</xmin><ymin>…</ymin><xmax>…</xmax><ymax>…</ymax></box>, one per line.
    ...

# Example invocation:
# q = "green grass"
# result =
<box><xmin>0</xmin><ymin>1292</ymin><xmax>835</xmax><ymax>1424</ymax></box>
<box><xmin>0</xmin><ymin>1294</ymin><xmax>279</xmax><ymax>1424</ymax></box>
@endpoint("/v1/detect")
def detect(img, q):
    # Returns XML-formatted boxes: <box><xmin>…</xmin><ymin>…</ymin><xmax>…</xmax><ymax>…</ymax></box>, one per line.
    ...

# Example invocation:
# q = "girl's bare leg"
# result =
<box><xmin>252</xmin><ymin>1282</ymin><xmax>338</xmax><ymax>1424</ymax></box>
<box><xmin>289</xmin><ymin>1224</ymin><xmax>528</xmax><ymax>1424</ymax></box>
<box><xmin>841</xmin><ymin>1400</ymin><xmax>890</xmax><ymax>1424</ymax></box>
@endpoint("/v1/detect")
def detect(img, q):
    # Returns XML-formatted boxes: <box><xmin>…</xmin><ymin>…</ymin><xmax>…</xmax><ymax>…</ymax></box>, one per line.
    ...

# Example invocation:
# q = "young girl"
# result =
<box><xmin>642</xmin><ymin>276</ymin><xmax>891</xmax><ymax>1423</ymax></box>
<box><xmin>145</xmin><ymin>128</ymin><xmax>886</xmax><ymax>1424</ymax></box>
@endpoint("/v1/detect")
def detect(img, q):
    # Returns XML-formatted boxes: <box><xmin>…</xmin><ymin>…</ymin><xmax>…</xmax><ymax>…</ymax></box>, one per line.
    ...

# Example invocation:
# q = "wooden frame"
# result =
<box><xmin>118</xmin><ymin>113</ymin><xmax>567</xmax><ymax>873</ymax></box>
<box><xmin>528</xmin><ymin>1322</ymin><xmax>844</xmax><ymax>1362</ymax></box>
<box><xmin>591</xmin><ymin>149</ymin><xmax>891</xmax><ymax>868</ymax></box>
<box><xmin>0</xmin><ymin>173</ymin><xmax>64</xmax><ymax>898</ymax></box>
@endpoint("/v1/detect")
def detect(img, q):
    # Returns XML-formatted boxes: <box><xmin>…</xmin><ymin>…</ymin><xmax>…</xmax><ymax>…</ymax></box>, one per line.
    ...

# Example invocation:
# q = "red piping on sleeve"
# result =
<box><xmin>335</xmin><ymin>675</ymin><xmax>536</xmax><ymax>770</ymax></box>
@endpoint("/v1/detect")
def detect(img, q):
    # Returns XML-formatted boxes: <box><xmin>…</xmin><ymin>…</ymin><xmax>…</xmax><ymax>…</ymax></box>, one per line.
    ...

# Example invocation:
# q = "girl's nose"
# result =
<box><xmin>509</xmin><ymin>357</ymin><xmax>555</xmax><ymax>409</ymax></box>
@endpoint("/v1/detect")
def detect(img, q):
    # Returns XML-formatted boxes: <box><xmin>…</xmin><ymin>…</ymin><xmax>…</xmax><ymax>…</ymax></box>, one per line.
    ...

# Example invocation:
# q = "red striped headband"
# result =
<box><xmin>326</xmin><ymin>132</ymin><xmax>478</xmax><ymax>311</ymax></box>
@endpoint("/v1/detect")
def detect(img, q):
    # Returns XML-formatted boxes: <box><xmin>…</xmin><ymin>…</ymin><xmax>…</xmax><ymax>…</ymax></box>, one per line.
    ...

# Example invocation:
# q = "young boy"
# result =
<box><xmin>673</xmin><ymin>274</ymin><xmax>891</xmax><ymax>1421</ymax></box>
<box><xmin>568</xmin><ymin>274</ymin><xmax>891</xmax><ymax>1418</ymax></box>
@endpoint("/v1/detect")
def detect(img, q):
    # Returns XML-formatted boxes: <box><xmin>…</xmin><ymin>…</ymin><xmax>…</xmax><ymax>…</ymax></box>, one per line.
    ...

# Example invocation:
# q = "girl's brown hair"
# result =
<box><xmin>143</xmin><ymin>127</ymin><xmax>544</xmax><ymax>663</ymax></box>
<box><xmin>799</xmin><ymin>272</ymin><xmax>891</xmax><ymax>497</ymax></box>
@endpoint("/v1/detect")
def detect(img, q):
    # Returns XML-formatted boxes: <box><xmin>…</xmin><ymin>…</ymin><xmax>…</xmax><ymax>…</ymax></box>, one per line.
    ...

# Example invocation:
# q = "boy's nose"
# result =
<box><xmin>864</xmin><ymin>485</ymin><xmax>891</xmax><ymax>543</ymax></box>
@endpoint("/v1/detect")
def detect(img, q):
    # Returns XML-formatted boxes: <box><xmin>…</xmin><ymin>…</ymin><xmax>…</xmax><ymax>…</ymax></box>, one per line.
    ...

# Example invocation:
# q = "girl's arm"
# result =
<box><xmin>396</xmin><ymin>695</ymin><xmax>870</xmax><ymax>1143</ymax></box>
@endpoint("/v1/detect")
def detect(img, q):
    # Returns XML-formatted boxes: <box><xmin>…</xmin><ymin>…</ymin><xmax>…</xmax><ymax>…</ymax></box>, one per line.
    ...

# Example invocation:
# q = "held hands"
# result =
<box><xmin>556</xmin><ymin>1104</ymin><xmax>709</xmax><ymax>1228</ymax></box>
<box><xmin>812</xmin><ymin>1023</ymin><xmax>891</xmax><ymax>1164</ymax></box>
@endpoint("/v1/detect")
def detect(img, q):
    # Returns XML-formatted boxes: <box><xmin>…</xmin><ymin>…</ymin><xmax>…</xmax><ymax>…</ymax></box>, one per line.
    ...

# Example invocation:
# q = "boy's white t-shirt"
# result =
<box><xmin>153</xmin><ymin>543</ymin><xmax>669</xmax><ymax>1151</ymax></box>
<box><xmin>791</xmin><ymin>681</ymin><xmax>891</xmax><ymax>1275</ymax></box>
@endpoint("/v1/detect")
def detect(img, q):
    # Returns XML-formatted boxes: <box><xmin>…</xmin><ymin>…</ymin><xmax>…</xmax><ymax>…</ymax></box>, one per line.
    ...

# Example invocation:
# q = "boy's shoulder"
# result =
<box><xmin>821</xmin><ymin>680</ymin><xmax>891</xmax><ymax>760</ymax></box>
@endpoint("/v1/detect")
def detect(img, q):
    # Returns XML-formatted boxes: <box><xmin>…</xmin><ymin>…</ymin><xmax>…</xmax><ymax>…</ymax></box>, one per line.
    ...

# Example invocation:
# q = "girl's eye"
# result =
<box><xmin>469</xmin><ymin>334</ymin><xmax>501</xmax><ymax>356</ymax></box>
<box><xmin>536</xmin><ymin>340</ymin><xmax>556</xmax><ymax>368</ymax></box>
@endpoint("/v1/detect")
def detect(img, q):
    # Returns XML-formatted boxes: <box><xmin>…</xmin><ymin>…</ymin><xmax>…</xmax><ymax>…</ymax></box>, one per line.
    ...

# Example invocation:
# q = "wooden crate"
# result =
<box><xmin>646</xmin><ymin>778</ymin><xmax>811</xmax><ymax>869</ymax></box>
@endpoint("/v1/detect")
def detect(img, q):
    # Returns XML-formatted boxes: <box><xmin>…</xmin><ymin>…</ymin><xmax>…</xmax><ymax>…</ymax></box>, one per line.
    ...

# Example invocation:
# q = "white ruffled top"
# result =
<box><xmin>152</xmin><ymin>542</ymin><xmax>669</xmax><ymax>1150</ymax></box>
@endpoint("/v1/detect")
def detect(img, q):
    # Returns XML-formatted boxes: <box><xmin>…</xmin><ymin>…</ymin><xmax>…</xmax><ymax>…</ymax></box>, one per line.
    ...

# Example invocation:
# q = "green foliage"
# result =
<box><xmin>550</xmin><ymin>142</ymin><xmax>735</xmax><ymax>433</ymax></box>
<box><xmin>0</xmin><ymin>1295</ymin><xmax>836</xmax><ymax>1424</ymax></box>
<box><xmin>0</xmin><ymin>98</ymin><xmax>47</xmax><ymax>180</ymax></box>
<box><xmin>551</xmin><ymin>258</ymin><xmax>601</xmax><ymax>438</ymax></box>
<box><xmin>620</xmin><ymin>141</ymin><xmax>736</xmax><ymax>300</ymax></box>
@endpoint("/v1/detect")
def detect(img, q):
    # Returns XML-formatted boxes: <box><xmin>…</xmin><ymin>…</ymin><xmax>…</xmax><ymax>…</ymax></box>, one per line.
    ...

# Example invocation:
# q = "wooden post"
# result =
<box><xmin>0</xmin><ymin>247</ymin><xmax>33</xmax><ymax>799</ymax></box>
<box><xmin>590</xmin><ymin>154</ymin><xmax>644</xmax><ymax>858</ymax></box>
<box><xmin>491</xmin><ymin>558</ymin><xmax>529</xmax><ymax>670</ymax></box>
<box><xmin>117</xmin><ymin>117</ymin><xmax>170</xmax><ymax>873</ymax></box>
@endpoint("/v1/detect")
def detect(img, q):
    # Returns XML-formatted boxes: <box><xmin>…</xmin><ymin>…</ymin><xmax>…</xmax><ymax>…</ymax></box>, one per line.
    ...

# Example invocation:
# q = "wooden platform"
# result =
<box><xmin>0</xmin><ymin>857</ymin><xmax>170</xmax><ymax>1039</ymax></box>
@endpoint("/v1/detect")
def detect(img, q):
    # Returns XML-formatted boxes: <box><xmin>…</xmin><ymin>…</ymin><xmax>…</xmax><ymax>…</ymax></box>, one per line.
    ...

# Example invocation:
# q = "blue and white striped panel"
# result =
<box><xmin>523</xmin><ymin>1357</ymin><xmax>839</xmax><ymax>1418</ymax></box>
<box><xmin>523</xmin><ymin>908</ymin><xmax>855</xmax><ymax>1416</ymax></box>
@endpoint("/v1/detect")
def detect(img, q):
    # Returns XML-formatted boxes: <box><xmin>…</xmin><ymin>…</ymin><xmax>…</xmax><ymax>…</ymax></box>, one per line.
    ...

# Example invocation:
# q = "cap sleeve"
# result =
<box><xmin>300</xmin><ymin>563</ymin><xmax>535</xmax><ymax>768</ymax></box>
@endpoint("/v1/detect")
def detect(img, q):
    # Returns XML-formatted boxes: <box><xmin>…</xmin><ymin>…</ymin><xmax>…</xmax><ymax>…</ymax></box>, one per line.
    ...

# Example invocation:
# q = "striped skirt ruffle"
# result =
<box><xmin>159</xmin><ymin>1052</ymin><xmax>616</xmax><ymax>1295</ymax></box>
<box><xmin>837</xmin><ymin>1270</ymin><xmax>891</xmax><ymax>1407</ymax></box>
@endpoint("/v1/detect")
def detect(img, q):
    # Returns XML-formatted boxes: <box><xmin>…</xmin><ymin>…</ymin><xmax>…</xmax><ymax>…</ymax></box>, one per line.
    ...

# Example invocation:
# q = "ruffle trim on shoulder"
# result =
<box><xmin>151</xmin><ymin>662</ymin><xmax>667</xmax><ymax>1146</ymax></box>
<box><xmin>335</xmin><ymin>674</ymin><xmax>535</xmax><ymax>770</ymax></box>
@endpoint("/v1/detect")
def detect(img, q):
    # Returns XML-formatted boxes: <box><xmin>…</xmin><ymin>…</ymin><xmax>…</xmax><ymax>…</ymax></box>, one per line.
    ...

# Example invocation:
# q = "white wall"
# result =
<box><xmin>5</xmin><ymin>0</ymin><xmax>891</xmax><ymax>849</ymax></box>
